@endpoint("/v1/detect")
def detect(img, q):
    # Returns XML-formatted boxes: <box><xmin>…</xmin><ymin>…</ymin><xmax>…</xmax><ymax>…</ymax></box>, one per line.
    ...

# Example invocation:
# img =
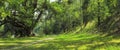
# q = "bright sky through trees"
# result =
<box><xmin>50</xmin><ymin>0</ymin><xmax>56</xmax><ymax>3</ymax></box>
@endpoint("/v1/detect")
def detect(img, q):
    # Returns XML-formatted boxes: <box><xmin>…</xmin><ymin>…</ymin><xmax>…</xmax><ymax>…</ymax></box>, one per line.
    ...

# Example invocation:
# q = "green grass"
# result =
<box><xmin>0</xmin><ymin>32</ymin><xmax>120</xmax><ymax>50</ymax></box>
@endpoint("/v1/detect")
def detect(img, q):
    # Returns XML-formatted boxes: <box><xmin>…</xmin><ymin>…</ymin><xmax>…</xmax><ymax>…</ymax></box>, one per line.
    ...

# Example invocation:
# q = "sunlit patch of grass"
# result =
<box><xmin>85</xmin><ymin>21</ymin><xmax>96</xmax><ymax>29</ymax></box>
<box><xmin>0</xmin><ymin>43</ymin><xmax>18</xmax><ymax>45</ymax></box>
<box><xmin>109</xmin><ymin>39</ymin><xmax>120</xmax><ymax>43</ymax></box>
<box><xmin>32</xmin><ymin>44</ymin><xmax>45</xmax><ymax>48</ymax></box>
<box><xmin>55</xmin><ymin>33</ymin><xmax>99</xmax><ymax>42</ymax></box>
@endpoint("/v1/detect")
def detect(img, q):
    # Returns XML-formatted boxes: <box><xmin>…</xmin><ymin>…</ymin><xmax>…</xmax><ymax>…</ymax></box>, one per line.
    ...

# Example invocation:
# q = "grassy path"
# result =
<box><xmin>0</xmin><ymin>33</ymin><xmax>120</xmax><ymax>50</ymax></box>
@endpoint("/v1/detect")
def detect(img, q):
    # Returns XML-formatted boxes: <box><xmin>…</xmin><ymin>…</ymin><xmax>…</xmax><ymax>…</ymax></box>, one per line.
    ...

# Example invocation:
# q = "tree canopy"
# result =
<box><xmin>0</xmin><ymin>0</ymin><xmax>120</xmax><ymax>38</ymax></box>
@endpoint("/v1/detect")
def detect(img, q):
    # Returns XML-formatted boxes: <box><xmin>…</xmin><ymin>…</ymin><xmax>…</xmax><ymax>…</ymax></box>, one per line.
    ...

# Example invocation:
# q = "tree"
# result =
<box><xmin>0</xmin><ymin>0</ymin><xmax>47</xmax><ymax>37</ymax></box>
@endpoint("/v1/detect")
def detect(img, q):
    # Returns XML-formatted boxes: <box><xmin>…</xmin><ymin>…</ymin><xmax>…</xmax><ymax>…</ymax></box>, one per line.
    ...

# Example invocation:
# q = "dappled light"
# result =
<box><xmin>0</xmin><ymin>0</ymin><xmax>120</xmax><ymax>50</ymax></box>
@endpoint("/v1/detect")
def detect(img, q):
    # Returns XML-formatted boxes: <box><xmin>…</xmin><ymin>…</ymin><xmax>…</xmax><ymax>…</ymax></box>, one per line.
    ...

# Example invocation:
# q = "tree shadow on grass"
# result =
<box><xmin>17</xmin><ymin>35</ymin><xmax>119</xmax><ymax>50</ymax></box>
<box><xmin>1</xmin><ymin>34</ymin><xmax>119</xmax><ymax>50</ymax></box>
<box><xmin>0</xmin><ymin>42</ymin><xmax>26</xmax><ymax>49</ymax></box>
<box><xmin>0</xmin><ymin>37</ymin><xmax>44</xmax><ymax>50</ymax></box>
<box><xmin>87</xmin><ymin>42</ymin><xmax>120</xmax><ymax>50</ymax></box>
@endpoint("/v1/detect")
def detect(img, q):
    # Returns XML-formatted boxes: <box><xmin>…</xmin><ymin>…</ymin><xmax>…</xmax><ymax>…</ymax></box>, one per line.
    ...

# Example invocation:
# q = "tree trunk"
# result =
<box><xmin>97</xmin><ymin>2</ymin><xmax>101</xmax><ymax>28</ymax></box>
<box><xmin>82</xmin><ymin>0</ymin><xmax>89</xmax><ymax>27</ymax></box>
<box><xmin>33</xmin><ymin>0</ymin><xmax>38</xmax><ymax>9</ymax></box>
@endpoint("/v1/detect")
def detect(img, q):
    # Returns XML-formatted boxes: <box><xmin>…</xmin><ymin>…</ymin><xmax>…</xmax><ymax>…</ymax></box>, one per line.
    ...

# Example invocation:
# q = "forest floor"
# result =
<box><xmin>0</xmin><ymin>32</ymin><xmax>120</xmax><ymax>50</ymax></box>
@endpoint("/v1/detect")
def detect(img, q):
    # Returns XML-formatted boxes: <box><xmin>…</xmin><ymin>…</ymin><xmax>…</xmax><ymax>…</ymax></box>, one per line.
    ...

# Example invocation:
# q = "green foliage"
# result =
<box><xmin>0</xmin><ymin>0</ymin><xmax>120</xmax><ymax>50</ymax></box>
<box><xmin>0</xmin><ymin>0</ymin><xmax>120</xmax><ymax>36</ymax></box>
